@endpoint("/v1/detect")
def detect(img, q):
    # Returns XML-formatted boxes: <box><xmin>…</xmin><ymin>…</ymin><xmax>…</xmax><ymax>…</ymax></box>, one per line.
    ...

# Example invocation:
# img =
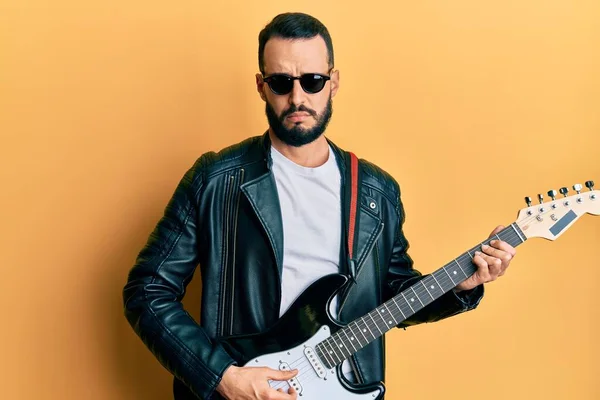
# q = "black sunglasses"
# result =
<box><xmin>262</xmin><ymin>73</ymin><xmax>331</xmax><ymax>95</ymax></box>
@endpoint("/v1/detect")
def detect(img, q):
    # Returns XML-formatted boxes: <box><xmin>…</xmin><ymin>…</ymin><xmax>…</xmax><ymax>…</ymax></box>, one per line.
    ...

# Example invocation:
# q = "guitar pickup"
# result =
<box><xmin>304</xmin><ymin>347</ymin><xmax>327</xmax><ymax>379</ymax></box>
<box><xmin>279</xmin><ymin>362</ymin><xmax>303</xmax><ymax>394</ymax></box>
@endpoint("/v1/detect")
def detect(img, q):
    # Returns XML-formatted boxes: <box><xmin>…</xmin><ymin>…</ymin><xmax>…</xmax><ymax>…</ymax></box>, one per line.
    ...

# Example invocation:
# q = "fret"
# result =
<box><xmin>332</xmin><ymin>332</ymin><xmax>352</xmax><ymax>361</ymax></box>
<box><xmin>430</xmin><ymin>272</ymin><xmax>448</xmax><ymax>292</ymax></box>
<box><xmin>410</xmin><ymin>287</ymin><xmax>425</xmax><ymax>307</ymax></box>
<box><xmin>401</xmin><ymin>292</ymin><xmax>415</xmax><ymax>313</ymax></box>
<box><xmin>422</xmin><ymin>276</ymin><xmax>445</xmax><ymax>299</ymax></box>
<box><xmin>316</xmin><ymin>344</ymin><xmax>335</xmax><ymax>368</ymax></box>
<box><xmin>372</xmin><ymin>309</ymin><xmax>388</xmax><ymax>333</ymax></box>
<box><xmin>348</xmin><ymin>321</ymin><xmax>368</xmax><ymax>347</ymax></box>
<box><xmin>316</xmin><ymin>224</ymin><xmax>528</xmax><ymax>368</ymax></box>
<box><xmin>372</xmin><ymin>307</ymin><xmax>393</xmax><ymax>333</ymax></box>
<box><xmin>391</xmin><ymin>297</ymin><xmax>406</xmax><ymax>319</ymax></box>
<box><xmin>330</xmin><ymin>334</ymin><xmax>346</xmax><ymax>362</ymax></box>
<box><xmin>332</xmin><ymin>334</ymin><xmax>350</xmax><ymax>360</ymax></box>
<box><xmin>458</xmin><ymin>254</ymin><xmax>477</xmax><ymax>279</ymax></box>
<box><xmin>510</xmin><ymin>223</ymin><xmax>525</xmax><ymax>244</ymax></box>
<box><xmin>442</xmin><ymin>267</ymin><xmax>457</xmax><ymax>285</ymax></box>
<box><xmin>354</xmin><ymin>320</ymin><xmax>369</xmax><ymax>343</ymax></box>
<box><xmin>376</xmin><ymin>304</ymin><xmax>394</xmax><ymax>326</ymax></box>
<box><xmin>396</xmin><ymin>293</ymin><xmax>415</xmax><ymax>317</ymax></box>
<box><xmin>452</xmin><ymin>259</ymin><xmax>470</xmax><ymax>280</ymax></box>
<box><xmin>322</xmin><ymin>338</ymin><xmax>342</xmax><ymax>365</ymax></box>
<box><xmin>341</xmin><ymin>328</ymin><xmax>358</xmax><ymax>353</ymax></box>
<box><xmin>368</xmin><ymin>312</ymin><xmax>384</xmax><ymax>335</ymax></box>
<box><xmin>382</xmin><ymin>303</ymin><xmax>398</xmax><ymax>326</ymax></box>
<box><xmin>360</xmin><ymin>316</ymin><xmax>376</xmax><ymax>339</ymax></box>
<box><xmin>421</xmin><ymin>280</ymin><xmax>435</xmax><ymax>300</ymax></box>
<box><xmin>331</xmin><ymin>335</ymin><xmax>349</xmax><ymax>361</ymax></box>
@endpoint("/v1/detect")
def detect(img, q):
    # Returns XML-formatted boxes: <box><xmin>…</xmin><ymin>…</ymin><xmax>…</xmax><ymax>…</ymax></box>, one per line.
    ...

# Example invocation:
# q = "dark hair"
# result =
<box><xmin>258</xmin><ymin>12</ymin><xmax>334</xmax><ymax>74</ymax></box>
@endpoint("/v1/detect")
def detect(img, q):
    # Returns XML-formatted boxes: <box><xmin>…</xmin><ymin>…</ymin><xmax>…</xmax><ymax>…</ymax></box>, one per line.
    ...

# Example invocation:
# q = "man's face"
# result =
<box><xmin>256</xmin><ymin>36</ymin><xmax>339</xmax><ymax>147</ymax></box>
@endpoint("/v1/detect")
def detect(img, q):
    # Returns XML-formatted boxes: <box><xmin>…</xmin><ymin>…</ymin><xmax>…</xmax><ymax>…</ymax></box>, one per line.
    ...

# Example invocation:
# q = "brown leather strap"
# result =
<box><xmin>348</xmin><ymin>152</ymin><xmax>358</xmax><ymax>260</ymax></box>
<box><xmin>347</xmin><ymin>152</ymin><xmax>359</xmax><ymax>283</ymax></box>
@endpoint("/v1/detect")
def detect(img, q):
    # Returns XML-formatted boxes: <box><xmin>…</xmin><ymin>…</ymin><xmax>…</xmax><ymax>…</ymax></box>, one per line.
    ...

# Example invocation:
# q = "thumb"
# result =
<box><xmin>265</xmin><ymin>368</ymin><xmax>298</xmax><ymax>380</ymax></box>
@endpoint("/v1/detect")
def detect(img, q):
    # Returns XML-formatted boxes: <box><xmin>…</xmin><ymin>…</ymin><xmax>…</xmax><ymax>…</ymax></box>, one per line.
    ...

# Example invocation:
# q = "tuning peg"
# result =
<box><xmin>586</xmin><ymin>180</ymin><xmax>595</xmax><ymax>191</ymax></box>
<box><xmin>547</xmin><ymin>190</ymin><xmax>557</xmax><ymax>201</ymax></box>
<box><xmin>559</xmin><ymin>187</ymin><xmax>569</xmax><ymax>197</ymax></box>
<box><xmin>573</xmin><ymin>184</ymin><xmax>583</xmax><ymax>194</ymax></box>
<box><xmin>538</xmin><ymin>194</ymin><xmax>544</xmax><ymax>204</ymax></box>
<box><xmin>525</xmin><ymin>196</ymin><xmax>532</xmax><ymax>207</ymax></box>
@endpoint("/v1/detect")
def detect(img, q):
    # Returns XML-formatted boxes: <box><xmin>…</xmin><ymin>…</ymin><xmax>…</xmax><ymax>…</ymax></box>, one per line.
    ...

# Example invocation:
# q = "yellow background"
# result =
<box><xmin>1</xmin><ymin>1</ymin><xmax>599</xmax><ymax>399</ymax></box>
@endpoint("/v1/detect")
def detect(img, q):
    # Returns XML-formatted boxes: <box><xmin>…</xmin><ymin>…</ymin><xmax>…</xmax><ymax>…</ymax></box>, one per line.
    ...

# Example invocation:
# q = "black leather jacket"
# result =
<box><xmin>122</xmin><ymin>132</ymin><xmax>484</xmax><ymax>399</ymax></box>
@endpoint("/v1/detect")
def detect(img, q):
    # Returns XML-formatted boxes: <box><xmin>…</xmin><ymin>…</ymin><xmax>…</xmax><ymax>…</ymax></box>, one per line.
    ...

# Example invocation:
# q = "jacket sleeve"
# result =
<box><xmin>122</xmin><ymin>158</ymin><xmax>236</xmax><ymax>399</ymax></box>
<box><xmin>384</xmin><ymin>185</ymin><xmax>484</xmax><ymax>328</ymax></box>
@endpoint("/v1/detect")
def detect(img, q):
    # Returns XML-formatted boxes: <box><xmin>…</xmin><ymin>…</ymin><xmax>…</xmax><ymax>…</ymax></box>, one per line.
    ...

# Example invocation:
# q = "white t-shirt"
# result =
<box><xmin>271</xmin><ymin>144</ymin><xmax>356</xmax><ymax>381</ymax></box>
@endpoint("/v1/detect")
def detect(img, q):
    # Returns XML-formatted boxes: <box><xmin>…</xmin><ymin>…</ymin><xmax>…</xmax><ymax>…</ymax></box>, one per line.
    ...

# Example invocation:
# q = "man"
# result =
<box><xmin>123</xmin><ymin>12</ymin><xmax>516</xmax><ymax>400</ymax></box>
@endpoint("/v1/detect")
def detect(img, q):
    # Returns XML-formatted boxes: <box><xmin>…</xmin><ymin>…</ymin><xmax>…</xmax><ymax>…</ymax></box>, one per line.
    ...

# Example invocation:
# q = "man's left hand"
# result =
<box><xmin>455</xmin><ymin>225</ymin><xmax>517</xmax><ymax>292</ymax></box>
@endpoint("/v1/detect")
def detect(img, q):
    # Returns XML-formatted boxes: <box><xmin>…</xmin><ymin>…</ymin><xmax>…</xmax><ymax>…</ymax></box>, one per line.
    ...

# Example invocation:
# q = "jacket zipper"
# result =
<box><xmin>218</xmin><ymin>169</ymin><xmax>245</xmax><ymax>336</ymax></box>
<box><xmin>228</xmin><ymin>168</ymin><xmax>244</xmax><ymax>334</ymax></box>
<box><xmin>218</xmin><ymin>174</ymin><xmax>235</xmax><ymax>336</ymax></box>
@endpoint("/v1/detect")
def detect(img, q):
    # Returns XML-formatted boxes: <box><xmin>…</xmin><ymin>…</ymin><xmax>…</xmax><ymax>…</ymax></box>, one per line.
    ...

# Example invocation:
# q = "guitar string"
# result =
<box><xmin>268</xmin><ymin>222</ymin><xmax>536</xmax><ymax>390</ymax></box>
<box><xmin>269</xmin><ymin>203</ymin><xmax>593</xmax><ymax>391</ymax></box>
<box><xmin>315</xmin><ymin>226</ymin><xmax>526</xmax><ymax>366</ymax></box>
<box><xmin>269</xmin><ymin>346</ymin><xmax>358</xmax><ymax>390</ymax></box>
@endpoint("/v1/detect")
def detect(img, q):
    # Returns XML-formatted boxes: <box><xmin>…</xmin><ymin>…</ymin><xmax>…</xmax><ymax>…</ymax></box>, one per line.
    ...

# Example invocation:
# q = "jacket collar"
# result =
<box><xmin>247</xmin><ymin>131</ymin><xmax>381</xmax><ymax>281</ymax></box>
<box><xmin>258</xmin><ymin>130</ymin><xmax>347</xmax><ymax>174</ymax></box>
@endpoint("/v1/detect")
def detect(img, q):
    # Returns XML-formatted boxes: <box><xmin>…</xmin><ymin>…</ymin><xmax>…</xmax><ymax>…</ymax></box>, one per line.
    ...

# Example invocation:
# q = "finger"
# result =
<box><xmin>489</xmin><ymin>225</ymin><xmax>505</xmax><ymax>238</ymax></box>
<box><xmin>287</xmin><ymin>385</ymin><xmax>297</xmax><ymax>397</ymax></box>
<box><xmin>268</xmin><ymin>387</ymin><xmax>297</xmax><ymax>400</ymax></box>
<box><xmin>265</xmin><ymin>368</ymin><xmax>298</xmax><ymax>380</ymax></box>
<box><xmin>474</xmin><ymin>252</ymin><xmax>502</xmax><ymax>280</ymax></box>
<box><xmin>472</xmin><ymin>252</ymin><xmax>491</xmax><ymax>282</ymax></box>
<box><xmin>489</xmin><ymin>239</ymin><xmax>517</xmax><ymax>258</ymax></box>
<box><xmin>481</xmin><ymin>243</ymin><xmax>513</xmax><ymax>265</ymax></box>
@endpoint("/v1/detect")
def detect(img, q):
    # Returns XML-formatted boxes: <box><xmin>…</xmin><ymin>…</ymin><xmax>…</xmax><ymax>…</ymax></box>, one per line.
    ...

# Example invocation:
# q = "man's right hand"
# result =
<box><xmin>216</xmin><ymin>365</ymin><xmax>298</xmax><ymax>399</ymax></box>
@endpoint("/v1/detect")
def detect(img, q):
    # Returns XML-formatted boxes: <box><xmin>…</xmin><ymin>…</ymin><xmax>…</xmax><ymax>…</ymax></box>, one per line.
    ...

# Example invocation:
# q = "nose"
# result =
<box><xmin>288</xmin><ymin>79</ymin><xmax>305</xmax><ymax>106</ymax></box>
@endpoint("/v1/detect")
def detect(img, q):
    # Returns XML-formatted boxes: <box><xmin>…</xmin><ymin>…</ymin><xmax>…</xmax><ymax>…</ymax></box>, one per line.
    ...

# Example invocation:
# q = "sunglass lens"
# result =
<box><xmin>268</xmin><ymin>75</ymin><xmax>293</xmax><ymax>95</ymax></box>
<box><xmin>300</xmin><ymin>75</ymin><xmax>327</xmax><ymax>93</ymax></box>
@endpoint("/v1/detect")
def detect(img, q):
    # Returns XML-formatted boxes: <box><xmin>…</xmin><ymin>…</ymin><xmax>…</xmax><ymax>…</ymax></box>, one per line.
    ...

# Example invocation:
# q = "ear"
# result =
<box><xmin>256</xmin><ymin>73</ymin><xmax>267</xmax><ymax>102</ymax></box>
<box><xmin>330</xmin><ymin>69</ymin><xmax>340</xmax><ymax>98</ymax></box>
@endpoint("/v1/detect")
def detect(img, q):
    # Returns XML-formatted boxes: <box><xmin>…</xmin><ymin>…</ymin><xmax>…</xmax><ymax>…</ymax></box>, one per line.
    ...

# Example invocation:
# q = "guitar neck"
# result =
<box><xmin>315</xmin><ymin>223</ymin><xmax>527</xmax><ymax>369</ymax></box>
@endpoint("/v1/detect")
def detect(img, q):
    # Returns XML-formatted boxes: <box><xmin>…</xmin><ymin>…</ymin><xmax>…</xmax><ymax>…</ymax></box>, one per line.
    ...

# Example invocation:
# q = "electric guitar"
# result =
<box><xmin>220</xmin><ymin>182</ymin><xmax>598</xmax><ymax>399</ymax></box>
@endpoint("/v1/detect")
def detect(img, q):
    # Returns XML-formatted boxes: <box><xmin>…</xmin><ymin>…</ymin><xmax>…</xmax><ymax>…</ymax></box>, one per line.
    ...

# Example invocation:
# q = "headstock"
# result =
<box><xmin>516</xmin><ymin>181</ymin><xmax>598</xmax><ymax>240</ymax></box>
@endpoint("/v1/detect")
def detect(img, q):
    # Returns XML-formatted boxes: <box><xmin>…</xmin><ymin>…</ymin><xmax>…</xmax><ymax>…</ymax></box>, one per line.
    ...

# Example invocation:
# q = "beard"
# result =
<box><xmin>265</xmin><ymin>96</ymin><xmax>333</xmax><ymax>147</ymax></box>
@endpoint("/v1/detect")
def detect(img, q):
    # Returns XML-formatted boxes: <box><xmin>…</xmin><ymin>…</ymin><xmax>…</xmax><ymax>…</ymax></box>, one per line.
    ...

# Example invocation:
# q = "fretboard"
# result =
<box><xmin>315</xmin><ymin>223</ymin><xmax>526</xmax><ymax>369</ymax></box>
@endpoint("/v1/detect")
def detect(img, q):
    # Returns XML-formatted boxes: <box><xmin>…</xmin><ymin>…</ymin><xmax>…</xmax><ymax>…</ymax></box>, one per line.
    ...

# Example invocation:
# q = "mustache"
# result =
<box><xmin>281</xmin><ymin>104</ymin><xmax>317</xmax><ymax>119</ymax></box>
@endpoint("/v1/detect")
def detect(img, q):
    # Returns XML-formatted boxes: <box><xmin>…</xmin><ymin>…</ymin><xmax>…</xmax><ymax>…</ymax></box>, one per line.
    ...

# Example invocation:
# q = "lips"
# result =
<box><xmin>286</xmin><ymin>112</ymin><xmax>311</xmax><ymax>122</ymax></box>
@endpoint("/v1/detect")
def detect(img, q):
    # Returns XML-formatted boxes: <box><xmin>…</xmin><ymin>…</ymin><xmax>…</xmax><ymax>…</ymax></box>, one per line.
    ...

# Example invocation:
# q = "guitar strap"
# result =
<box><xmin>345</xmin><ymin>151</ymin><xmax>360</xmax><ymax>284</ymax></box>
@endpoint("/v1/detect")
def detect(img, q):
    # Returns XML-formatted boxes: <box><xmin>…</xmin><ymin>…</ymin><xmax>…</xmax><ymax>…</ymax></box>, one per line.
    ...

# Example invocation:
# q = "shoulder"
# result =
<box><xmin>329</xmin><ymin>138</ymin><xmax>403</xmax><ymax>206</ymax></box>
<box><xmin>174</xmin><ymin>135</ymin><xmax>264</xmax><ymax>198</ymax></box>
<box><xmin>197</xmin><ymin>135</ymin><xmax>263</xmax><ymax>174</ymax></box>
<box><xmin>186</xmin><ymin>135</ymin><xmax>264</xmax><ymax>180</ymax></box>
<box><xmin>358</xmin><ymin>157</ymin><xmax>401</xmax><ymax>201</ymax></box>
